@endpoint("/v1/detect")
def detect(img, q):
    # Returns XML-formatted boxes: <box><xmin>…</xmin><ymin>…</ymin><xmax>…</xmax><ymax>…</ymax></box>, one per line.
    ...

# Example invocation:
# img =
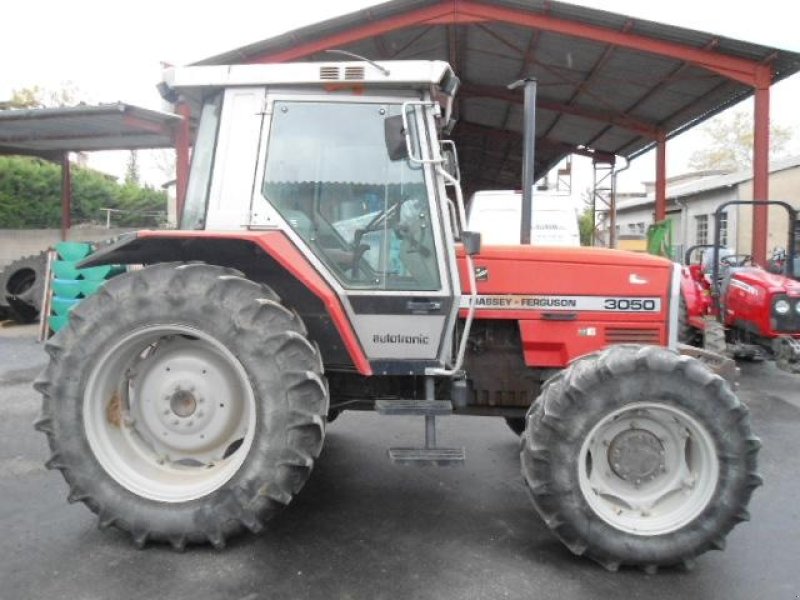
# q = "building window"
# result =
<box><xmin>718</xmin><ymin>211</ymin><xmax>728</xmax><ymax>247</ymax></box>
<box><xmin>695</xmin><ymin>215</ymin><xmax>708</xmax><ymax>245</ymax></box>
<box><xmin>636</xmin><ymin>222</ymin><xmax>646</xmax><ymax>235</ymax></box>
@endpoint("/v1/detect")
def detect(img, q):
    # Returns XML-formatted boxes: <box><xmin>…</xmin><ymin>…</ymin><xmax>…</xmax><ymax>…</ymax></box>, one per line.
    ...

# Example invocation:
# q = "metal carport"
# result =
<box><xmin>191</xmin><ymin>0</ymin><xmax>800</xmax><ymax>263</ymax></box>
<box><xmin>0</xmin><ymin>103</ymin><xmax>188</xmax><ymax>239</ymax></box>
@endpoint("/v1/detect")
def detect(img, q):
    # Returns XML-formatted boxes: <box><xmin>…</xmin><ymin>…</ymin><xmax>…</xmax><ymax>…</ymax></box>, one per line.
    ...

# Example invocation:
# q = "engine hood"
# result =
<box><xmin>462</xmin><ymin>244</ymin><xmax>672</xmax><ymax>269</ymax></box>
<box><xmin>456</xmin><ymin>244</ymin><xmax>673</xmax><ymax>298</ymax></box>
<box><xmin>732</xmin><ymin>267</ymin><xmax>800</xmax><ymax>296</ymax></box>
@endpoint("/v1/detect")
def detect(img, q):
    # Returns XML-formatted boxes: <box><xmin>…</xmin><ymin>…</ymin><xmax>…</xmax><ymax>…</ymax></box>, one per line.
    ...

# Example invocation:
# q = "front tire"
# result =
<box><xmin>34</xmin><ymin>263</ymin><xmax>328</xmax><ymax>549</ymax></box>
<box><xmin>521</xmin><ymin>345</ymin><xmax>761</xmax><ymax>571</ymax></box>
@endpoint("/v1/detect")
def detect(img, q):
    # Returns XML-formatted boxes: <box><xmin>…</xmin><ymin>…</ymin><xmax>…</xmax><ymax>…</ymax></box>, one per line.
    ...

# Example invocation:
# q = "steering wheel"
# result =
<box><xmin>720</xmin><ymin>254</ymin><xmax>752</xmax><ymax>268</ymax></box>
<box><xmin>349</xmin><ymin>196</ymin><xmax>409</xmax><ymax>279</ymax></box>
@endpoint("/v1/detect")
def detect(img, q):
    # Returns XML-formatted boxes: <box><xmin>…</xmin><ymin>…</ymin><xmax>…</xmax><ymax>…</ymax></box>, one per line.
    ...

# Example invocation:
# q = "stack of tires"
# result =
<box><xmin>49</xmin><ymin>242</ymin><xmax>124</xmax><ymax>332</ymax></box>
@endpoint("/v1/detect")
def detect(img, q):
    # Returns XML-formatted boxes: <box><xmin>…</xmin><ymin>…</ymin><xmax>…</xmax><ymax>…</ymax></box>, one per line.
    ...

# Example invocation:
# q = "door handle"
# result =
<box><xmin>406</xmin><ymin>300</ymin><xmax>442</xmax><ymax>312</ymax></box>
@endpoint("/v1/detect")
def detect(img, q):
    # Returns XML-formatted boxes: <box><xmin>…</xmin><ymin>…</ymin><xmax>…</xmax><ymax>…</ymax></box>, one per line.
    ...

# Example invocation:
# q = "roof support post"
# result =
<box><xmin>175</xmin><ymin>101</ymin><xmax>191</xmax><ymax>226</ymax></box>
<box><xmin>60</xmin><ymin>153</ymin><xmax>71</xmax><ymax>241</ymax></box>
<box><xmin>752</xmin><ymin>83</ymin><xmax>770</xmax><ymax>265</ymax></box>
<box><xmin>655</xmin><ymin>133</ymin><xmax>667</xmax><ymax>222</ymax></box>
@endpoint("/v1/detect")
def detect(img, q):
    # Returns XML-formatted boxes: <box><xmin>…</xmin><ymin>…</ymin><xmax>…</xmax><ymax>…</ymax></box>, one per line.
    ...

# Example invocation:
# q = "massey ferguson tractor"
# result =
<box><xmin>679</xmin><ymin>201</ymin><xmax>800</xmax><ymax>372</ymax></box>
<box><xmin>35</xmin><ymin>60</ymin><xmax>760</xmax><ymax>572</ymax></box>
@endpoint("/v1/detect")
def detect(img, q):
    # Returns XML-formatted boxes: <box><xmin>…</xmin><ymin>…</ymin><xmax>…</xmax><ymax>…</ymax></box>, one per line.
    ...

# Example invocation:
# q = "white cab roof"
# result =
<box><xmin>163</xmin><ymin>60</ymin><xmax>455</xmax><ymax>92</ymax></box>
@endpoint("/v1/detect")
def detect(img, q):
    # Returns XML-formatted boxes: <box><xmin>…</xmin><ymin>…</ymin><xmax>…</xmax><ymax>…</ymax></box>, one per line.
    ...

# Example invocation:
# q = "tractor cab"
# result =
<box><xmin>158</xmin><ymin>60</ymin><xmax>475</xmax><ymax>374</ymax></box>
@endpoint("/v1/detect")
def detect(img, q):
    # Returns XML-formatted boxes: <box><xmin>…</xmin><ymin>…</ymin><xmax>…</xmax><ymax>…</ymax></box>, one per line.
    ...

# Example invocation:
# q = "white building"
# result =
<box><xmin>612</xmin><ymin>157</ymin><xmax>800</xmax><ymax>259</ymax></box>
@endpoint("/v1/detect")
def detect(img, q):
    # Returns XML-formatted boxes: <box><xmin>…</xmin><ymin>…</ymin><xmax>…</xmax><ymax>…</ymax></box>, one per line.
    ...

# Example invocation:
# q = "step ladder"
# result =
<box><xmin>375</xmin><ymin>377</ymin><xmax>465</xmax><ymax>466</ymax></box>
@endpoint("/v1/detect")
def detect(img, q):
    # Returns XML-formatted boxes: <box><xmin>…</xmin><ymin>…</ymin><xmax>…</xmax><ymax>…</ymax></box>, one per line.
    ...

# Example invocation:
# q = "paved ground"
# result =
<box><xmin>1</xmin><ymin>324</ymin><xmax>799</xmax><ymax>600</ymax></box>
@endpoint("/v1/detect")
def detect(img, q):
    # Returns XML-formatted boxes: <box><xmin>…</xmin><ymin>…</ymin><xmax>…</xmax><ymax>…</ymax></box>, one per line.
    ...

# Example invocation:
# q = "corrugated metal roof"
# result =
<box><xmin>0</xmin><ymin>103</ymin><xmax>182</xmax><ymax>157</ymax></box>
<box><xmin>196</xmin><ymin>0</ymin><xmax>800</xmax><ymax>192</ymax></box>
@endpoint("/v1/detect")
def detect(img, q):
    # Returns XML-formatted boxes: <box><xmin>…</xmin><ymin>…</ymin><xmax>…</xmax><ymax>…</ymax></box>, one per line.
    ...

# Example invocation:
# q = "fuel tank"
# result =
<box><xmin>456</xmin><ymin>245</ymin><xmax>676</xmax><ymax>367</ymax></box>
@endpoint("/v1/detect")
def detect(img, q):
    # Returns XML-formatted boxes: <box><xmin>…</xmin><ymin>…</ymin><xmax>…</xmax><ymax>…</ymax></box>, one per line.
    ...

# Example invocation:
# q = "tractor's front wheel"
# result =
<box><xmin>521</xmin><ymin>345</ymin><xmax>761</xmax><ymax>571</ymax></box>
<box><xmin>35</xmin><ymin>263</ymin><xmax>328</xmax><ymax>549</ymax></box>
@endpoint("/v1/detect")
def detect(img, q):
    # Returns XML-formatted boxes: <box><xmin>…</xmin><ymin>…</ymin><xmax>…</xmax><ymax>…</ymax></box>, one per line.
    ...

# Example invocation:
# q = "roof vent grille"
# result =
<box><xmin>319</xmin><ymin>66</ymin><xmax>340</xmax><ymax>80</ymax></box>
<box><xmin>344</xmin><ymin>66</ymin><xmax>366</xmax><ymax>80</ymax></box>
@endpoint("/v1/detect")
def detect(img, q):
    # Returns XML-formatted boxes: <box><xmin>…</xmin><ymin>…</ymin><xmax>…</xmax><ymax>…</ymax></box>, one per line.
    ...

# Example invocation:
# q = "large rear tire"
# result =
<box><xmin>34</xmin><ymin>263</ymin><xmax>328</xmax><ymax>549</ymax></box>
<box><xmin>521</xmin><ymin>345</ymin><xmax>761</xmax><ymax>571</ymax></box>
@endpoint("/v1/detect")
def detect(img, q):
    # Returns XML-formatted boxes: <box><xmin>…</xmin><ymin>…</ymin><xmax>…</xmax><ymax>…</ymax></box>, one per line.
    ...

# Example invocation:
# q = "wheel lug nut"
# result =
<box><xmin>172</xmin><ymin>419</ymin><xmax>179</xmax><ymax>425</ymax></box>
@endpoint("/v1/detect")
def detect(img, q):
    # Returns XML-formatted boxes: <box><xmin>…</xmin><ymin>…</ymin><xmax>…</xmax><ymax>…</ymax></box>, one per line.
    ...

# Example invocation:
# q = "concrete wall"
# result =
<box><xmin>0</xmin><ymin>227</ymin><xmax>135</xmax><ymax>270</ymax></box>
<box><xmin>734</xmin><ymin>167</ymin><xmax>800</xmax><ymax>255</ymax></box>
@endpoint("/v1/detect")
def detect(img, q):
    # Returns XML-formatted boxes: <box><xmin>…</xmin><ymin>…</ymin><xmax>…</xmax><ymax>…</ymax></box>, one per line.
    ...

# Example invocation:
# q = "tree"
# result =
<box><xmin>578</xmin><ymin>187</ymin><xmax>595</xmax><ymax>246</ymax></box>
<box><xmin>579</xmin><ymin>206</ymin><xmax>594</xmax><ymax>246</ymax></box>
<box><xmin>688</xmin><ymin>109</ymin><xmax>793</xmax><ymax>172</ymax></box>
<box><xmin>0</xmin><ymin>156</ymin><xmax>167</xmax><ymax>228</ymax></box>
<box><xmin>3</xmin><ymin>82</ymin><xmax>82</xmax><ymax>109</ymax></box>
<box><xmin>125</xmin><ymin>150</ymin><xmax>140</xmax><ymax>185</ymax></box>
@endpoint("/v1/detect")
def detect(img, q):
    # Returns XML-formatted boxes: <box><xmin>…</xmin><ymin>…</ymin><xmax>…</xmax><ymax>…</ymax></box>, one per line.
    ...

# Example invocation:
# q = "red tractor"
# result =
<box><xmin>35</xmin><ymin>60</ymin><xmax>759</xmax><ymax>571</ymax></box>
<box><xmin>680</xmin><ymin>201</ymin><xmax>800</xmax><ymax>372</ymax></box>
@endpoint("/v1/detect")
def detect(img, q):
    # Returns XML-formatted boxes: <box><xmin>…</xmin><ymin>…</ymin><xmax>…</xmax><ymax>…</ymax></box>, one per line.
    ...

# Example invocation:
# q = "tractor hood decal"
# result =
<box><xmin>459</xmin><ymin>294</ymin><xmax>661</xmax><ymax>312</ymax></box>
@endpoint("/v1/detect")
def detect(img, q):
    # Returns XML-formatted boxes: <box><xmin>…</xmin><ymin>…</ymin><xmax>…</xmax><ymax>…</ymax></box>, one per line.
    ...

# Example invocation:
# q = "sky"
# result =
<box><xmin>2</xmin><ymin>0</ymin><xmax>800</xmax><ymax>198</ymax></box>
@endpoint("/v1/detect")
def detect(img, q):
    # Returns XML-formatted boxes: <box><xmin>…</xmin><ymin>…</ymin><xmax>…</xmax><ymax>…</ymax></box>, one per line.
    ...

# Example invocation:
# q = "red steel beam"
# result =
<box><xmin>175</xmin><ymin>101</ymin><xmax>192</xmax><ymax>225</ymax></box>
<box><xmin>455</xmin><ymin>121</ymin><xmax>607</xmax><ymax>160</ymax></box>
<box><xmin>655</xmin><ymin>133</ymin><xmax>667</xmax><ymax>222</ymax></box>
<box><xmin>248</xmin><ymin>3</ymin><xmax>456</xmax><ymax>63</ymax></box>
<box><xmin>455</xmin><ymin>1</ymin><xmax>767</xmax><ymax>86</ymax></box>
<box><xmin>460</xmin><ymin>82</ymin><xmax>660</xmax><ymax>137</ymax></box>
<box><xmin>751</xmin><ymin>84</ymin><xmax>770</xmax><ymax>265</ymax></box>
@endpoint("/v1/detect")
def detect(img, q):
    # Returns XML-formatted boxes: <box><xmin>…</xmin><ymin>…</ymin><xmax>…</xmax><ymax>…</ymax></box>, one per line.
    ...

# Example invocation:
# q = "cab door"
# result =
<box><xmin>250</xmin><ymin>93</ymin><xmax>457</xmax><ymax>372</ymax></box>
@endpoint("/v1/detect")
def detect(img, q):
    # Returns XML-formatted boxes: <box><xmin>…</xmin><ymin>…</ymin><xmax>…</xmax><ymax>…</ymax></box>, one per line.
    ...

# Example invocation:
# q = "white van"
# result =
<box><xmin>466</xmin><ymin>190</ymin><xmax>580</xmax><ymax>247</ymax></box>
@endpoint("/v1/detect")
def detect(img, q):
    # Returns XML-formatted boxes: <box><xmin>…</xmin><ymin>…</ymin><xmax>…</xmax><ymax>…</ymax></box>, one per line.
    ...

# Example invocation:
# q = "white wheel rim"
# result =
<box><xmin>84</xmin><ymin>325</ymin><xmax>257</xmax><ymax>503</ymax></box>
<box><xmin>577</xmin><ymin>401</ymin><xmax>718</xmax><ymax>536</ymax></box>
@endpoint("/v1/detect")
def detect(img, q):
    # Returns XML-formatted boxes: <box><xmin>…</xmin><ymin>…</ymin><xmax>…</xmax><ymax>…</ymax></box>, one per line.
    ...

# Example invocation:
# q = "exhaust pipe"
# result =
<box><xmin>508</xmin><ymin>78</ymin><xmax>538</xmax><ymax>245</ymax></box>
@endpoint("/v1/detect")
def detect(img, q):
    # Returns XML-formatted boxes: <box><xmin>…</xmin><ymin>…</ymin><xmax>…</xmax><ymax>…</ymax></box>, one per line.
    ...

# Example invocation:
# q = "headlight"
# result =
<box><xmin>775</xmin><ymin>299</ymin><xmax>791</xmax><ymax>315</ymax></box>
<box><xmin>795</xmin><ymin>301</ymin><xmax>800</xmax><ymax>315</ymax></box>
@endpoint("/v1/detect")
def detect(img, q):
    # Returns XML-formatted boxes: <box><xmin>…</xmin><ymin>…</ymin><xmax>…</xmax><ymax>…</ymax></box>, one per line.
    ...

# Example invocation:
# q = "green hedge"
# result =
<box><xmin>0</xmin><ymin>155</ymin><xmax>168</xmax><ymax>228</ymax></box>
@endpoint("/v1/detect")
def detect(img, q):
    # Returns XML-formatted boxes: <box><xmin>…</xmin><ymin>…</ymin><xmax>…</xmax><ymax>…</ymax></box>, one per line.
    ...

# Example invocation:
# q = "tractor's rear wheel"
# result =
<box><xmin>35</xmin><ymin>263</ymin><xmax>328</xmax><ymax>549</ymax></box>
<box><xmin>521</xmin><ymin>345</ymin><xmax>761</xmax><ymax>571</ymax></box>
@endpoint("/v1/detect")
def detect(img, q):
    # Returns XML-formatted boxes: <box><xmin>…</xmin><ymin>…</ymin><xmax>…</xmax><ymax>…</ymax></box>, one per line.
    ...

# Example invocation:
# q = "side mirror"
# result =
<box><xmin>462</xmin><ymin>230</ymin><xmax>481</xmax><ymax>256</ymax></box>
<box><xmin>440</xmin><ymin>141</ymin><xmax>461</xmax><ymax>184</ymax></box>
<box><xmin>384</xmin><ymin>114</ymin><xmax>408</xmax><ymax>161</ymax></box>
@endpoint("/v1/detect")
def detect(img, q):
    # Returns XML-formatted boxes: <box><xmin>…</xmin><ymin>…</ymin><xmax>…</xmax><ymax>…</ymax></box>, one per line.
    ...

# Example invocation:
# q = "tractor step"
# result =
<box><xmin>388</xmin><ymin>446</ymin><xmax>466</xmax><ymax>465</ymax></box>
<box><xmin>375</xmin><ymin>399</ymin><xmax>453</xmax><ymax>416</ymax></box>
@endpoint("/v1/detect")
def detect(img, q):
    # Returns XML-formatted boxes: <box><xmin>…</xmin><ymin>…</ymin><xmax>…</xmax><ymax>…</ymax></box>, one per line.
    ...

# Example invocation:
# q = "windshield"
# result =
<box><xmin>181</xmin><ymin>93</ymin><xmax>222</xmax><ymax>230</ymax></box>
<box><xmin>261</xmin><ymin>100</ymin><xmax>440</xmax><ymax>291</ymax></box>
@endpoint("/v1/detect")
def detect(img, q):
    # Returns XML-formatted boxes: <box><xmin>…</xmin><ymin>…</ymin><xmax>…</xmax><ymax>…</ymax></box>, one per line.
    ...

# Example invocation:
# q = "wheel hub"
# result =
<box><xmin>608</xmin><ymin>428</ymin><xmax>664</xmax><ymax>483</ymax></box>
<box><xmin>128</xmin><ymin>338</ymin><xmax>248</xmax><ymax>462</ymax></box>
<box><xmin>170</xmin><ymin>389</ymin><xmax>197</xmax><ymax>417</ymax></box>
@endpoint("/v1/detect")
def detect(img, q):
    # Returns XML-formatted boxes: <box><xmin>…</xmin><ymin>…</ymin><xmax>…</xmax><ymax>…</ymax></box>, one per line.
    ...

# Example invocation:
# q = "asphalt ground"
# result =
<box><xmin>1</xmin><ymin>323</ymin><xmax>799</xmax><ymax>600</ymax></box>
